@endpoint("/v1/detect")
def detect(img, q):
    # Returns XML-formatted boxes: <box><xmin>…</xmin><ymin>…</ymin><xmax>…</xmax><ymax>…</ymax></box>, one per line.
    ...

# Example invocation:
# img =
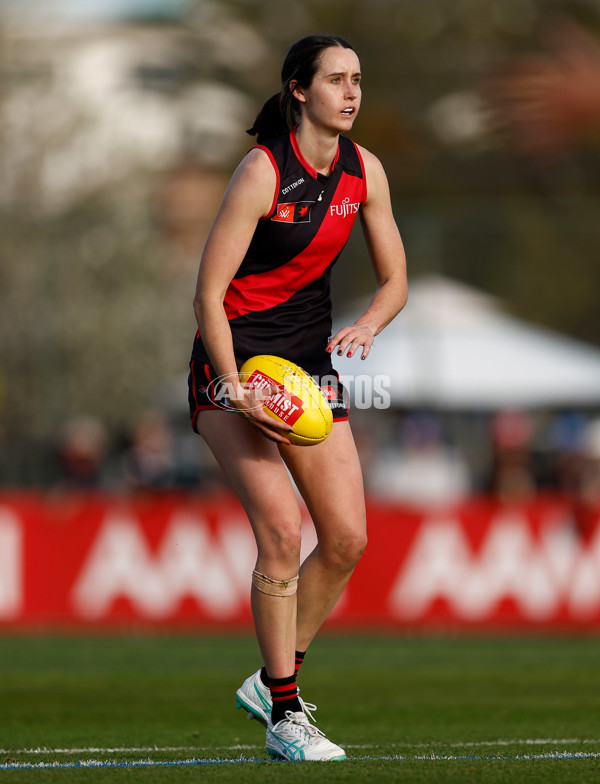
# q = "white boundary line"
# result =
<box><xmin>0</xmin><ymin>746</ymin><xmax>220</xmax><ymax>755</ymax></box>
<box><xmin>1</xmin><ymin>739</ymin><xmax>600</xmax><ymax>770</ymax></box>
<box><xmin>2</xmin><ymin>751</ymin><xmax>600</xmax><ymax>770</ymax></box>
<box><xmin>350</xmin><ymin>738</ymin><xmax>600</xmax><ymax>749</ymax></box>
<box><xmin>2</xmin><ymin>738</ymin><xmax>599</xmax><ymax>755</ymax></box>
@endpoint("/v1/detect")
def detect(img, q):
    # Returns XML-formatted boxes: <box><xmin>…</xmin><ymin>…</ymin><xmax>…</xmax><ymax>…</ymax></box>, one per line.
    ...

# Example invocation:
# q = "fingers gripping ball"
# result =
<box><xmin>239</xmin><ymin>355</ymin><xmax>333</xmax><ymax>446</ymax></box>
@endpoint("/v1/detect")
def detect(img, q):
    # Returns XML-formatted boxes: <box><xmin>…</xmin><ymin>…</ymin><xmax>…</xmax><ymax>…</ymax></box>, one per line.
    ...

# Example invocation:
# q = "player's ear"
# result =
<box><xmin>290</xmin><ymin>81</ymin><xmax>307</xmax><ymax>104</ymax></box>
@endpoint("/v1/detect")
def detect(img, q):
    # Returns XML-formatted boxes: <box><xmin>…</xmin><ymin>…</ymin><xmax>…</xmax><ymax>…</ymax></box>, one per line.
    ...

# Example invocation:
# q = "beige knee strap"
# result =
<box><xmin>252</xmin><ymin>569</ymin><xmax>298</xmax><ymax>597</ymax></box>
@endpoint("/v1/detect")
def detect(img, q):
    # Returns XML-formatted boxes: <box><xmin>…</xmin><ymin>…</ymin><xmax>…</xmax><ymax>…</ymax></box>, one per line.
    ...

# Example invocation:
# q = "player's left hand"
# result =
<box><xmin>327</xmin><ymin>323</ymin><xmax>376</xmax><ymax>361</ymax></box>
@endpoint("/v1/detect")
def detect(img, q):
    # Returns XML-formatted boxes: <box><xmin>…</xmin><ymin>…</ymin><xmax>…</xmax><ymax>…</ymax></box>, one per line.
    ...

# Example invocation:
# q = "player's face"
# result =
<box><xmin>295</xmin><ymin>46</ymin><xmax>362</xmax><ymax>134</ymax></box>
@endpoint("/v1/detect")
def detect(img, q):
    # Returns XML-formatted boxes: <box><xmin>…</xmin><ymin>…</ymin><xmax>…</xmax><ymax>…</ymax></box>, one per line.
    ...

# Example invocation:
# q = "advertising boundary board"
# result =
<box><xmin>1</xmin><ymin>492</ymin><xmax>599</xmax><ymax>630</ymax></box>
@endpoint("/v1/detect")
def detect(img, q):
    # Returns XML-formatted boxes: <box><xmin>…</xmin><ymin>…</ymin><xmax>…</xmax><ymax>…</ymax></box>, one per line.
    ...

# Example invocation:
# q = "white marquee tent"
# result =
<box><xmin>332</xmin><ymin>276</ymin><xmax>600</xmax><ymax>409</ymax></box>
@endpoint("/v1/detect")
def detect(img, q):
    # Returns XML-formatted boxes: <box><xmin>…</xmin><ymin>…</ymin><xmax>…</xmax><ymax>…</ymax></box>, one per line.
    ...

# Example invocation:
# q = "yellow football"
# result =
<box><xmin>239</xmin><ymin>355</ymin><xmax>333</xmax><ymax>446</ymax></box>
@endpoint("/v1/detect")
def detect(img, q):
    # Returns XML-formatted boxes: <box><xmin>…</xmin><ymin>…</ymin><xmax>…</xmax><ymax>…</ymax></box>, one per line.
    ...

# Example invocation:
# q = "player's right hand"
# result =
<box><xmin>231</xmin><ymin>383</ymin><xmax>293</xmax><ymax>445</ymax></box>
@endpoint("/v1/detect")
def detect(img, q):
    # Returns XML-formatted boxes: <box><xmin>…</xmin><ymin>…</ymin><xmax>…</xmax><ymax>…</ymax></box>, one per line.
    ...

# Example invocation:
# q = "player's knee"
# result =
<box><xmin>256</xmin><ymin>519</ymin><xmax>302</xmax><ymax>571</ymax></box>
<box><xmin>322</xmin><ymin>530</ymin><xmax>367</xmax><ymax>572</ymax></box>
<box><xmin>345</xmin><ymin>531</ymin><xmax>368</xmax><ymax>568</ymax></box>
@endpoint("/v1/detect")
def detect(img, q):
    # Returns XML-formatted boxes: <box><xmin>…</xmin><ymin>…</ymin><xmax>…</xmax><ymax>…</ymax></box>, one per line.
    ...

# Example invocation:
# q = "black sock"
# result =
<box><xmin>294</xmin><ymin>650</ymin><xmax>306</xmax><ymax>678</ymax></box>
<box><xmin>269</xmin><ymin>674</ymin><xmax>302</xmax><ymax>724</ymax></box>
<box><xmin>259</xmin><ymin>666</ymin><xmax>270</xmax><ymax>688</ymax></box>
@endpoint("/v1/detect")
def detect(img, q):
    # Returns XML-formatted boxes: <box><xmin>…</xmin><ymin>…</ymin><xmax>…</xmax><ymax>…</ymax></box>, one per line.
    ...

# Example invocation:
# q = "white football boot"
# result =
<box><xmin>235</xmin><ymin>669</ymin><xmax>272</xmax><ymax>727</ymax></box>
<box><xmin>265</xmin><ymin>711</ymin><xmax>346</xmax><ymax>762</ymax></box>
<box><xmin>235</xmin><ymin>669</ymin><xmax>316</xmax><ymax>728</ymax></box>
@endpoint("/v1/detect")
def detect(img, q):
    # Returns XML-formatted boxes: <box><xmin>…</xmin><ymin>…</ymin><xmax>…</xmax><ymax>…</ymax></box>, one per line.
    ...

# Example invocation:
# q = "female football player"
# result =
<box><xmin>189</xmin><ymin>34</ymin><xmax>407</xmax><ymax>761</ymax></box>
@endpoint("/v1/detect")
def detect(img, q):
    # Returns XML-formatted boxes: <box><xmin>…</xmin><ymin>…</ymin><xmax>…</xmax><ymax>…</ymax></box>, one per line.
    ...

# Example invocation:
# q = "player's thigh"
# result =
<box><xmin>195</xmin><ymin>409</ymin><xmax>302</xmax><ymax>544</ymax></box>
<box><xmin>279</xmin><ymin>420</ymin><xmax>367</xmax><ymax>545</ymax></box>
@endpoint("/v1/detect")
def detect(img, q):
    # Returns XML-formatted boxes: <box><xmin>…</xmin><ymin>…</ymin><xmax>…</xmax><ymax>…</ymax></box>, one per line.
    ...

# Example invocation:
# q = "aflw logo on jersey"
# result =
<box><xmin>272</xmin><ymin>201</ymin><xmax>314</xmax><ymax>223</ymax></box>
<box><xmin>330</xmin><ymin>196</ymin><xmax>360</xmax><ymax>218</ymax></box>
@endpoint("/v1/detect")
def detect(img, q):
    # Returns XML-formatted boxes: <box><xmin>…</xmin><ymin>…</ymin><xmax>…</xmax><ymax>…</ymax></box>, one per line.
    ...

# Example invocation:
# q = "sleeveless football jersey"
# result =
<box><xmin>191</xmin><ymin>128</ymin><xmax>366</xmax><ymax>376</ymax></box>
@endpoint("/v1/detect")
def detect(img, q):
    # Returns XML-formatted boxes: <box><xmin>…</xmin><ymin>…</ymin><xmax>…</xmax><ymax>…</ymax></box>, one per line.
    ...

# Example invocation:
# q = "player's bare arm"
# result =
<box><xmin>327</xmin><ymin>146</ymin><xmax>407</xmax><ymax>360</ymax></box>
<box><xmin>193</xmin><ymin>150</ymin><xmax>292</xmax><ymax>442</ymax></box>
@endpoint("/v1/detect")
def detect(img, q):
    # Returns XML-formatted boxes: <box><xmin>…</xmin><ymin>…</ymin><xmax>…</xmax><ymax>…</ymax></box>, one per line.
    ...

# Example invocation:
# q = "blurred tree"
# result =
<box><xmin>1</xmin><ymin>0</ymin><xmax>600</xmax><ymax>484</ymax></box>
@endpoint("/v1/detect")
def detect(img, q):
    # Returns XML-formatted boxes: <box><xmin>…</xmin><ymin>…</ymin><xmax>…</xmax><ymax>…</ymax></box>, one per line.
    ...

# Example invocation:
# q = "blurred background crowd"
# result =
<box><xmin>41</xmin><ymin>406</ymin><xmax>600</xmax><ymax>516</ymax></box>
<box><xmin>2</xmin><ymin>0</ymin><xmax>600</xmax><ymax>507</ymax></box>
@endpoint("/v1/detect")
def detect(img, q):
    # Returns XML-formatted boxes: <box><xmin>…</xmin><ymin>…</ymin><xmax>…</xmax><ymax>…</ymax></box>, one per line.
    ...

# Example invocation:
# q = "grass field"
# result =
<box><xmin>1</xmin><ymin>632</ymin><xmax>599</xmax><ymax>782</ymax></box>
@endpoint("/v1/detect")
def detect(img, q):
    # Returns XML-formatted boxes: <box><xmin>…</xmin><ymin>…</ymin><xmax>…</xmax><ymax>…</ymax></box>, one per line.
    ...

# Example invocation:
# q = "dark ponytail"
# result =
<box><xmin>246</xmin><ymin>94</ymin><xmax>288</xmax><ymax>142</ymax></box>
<box><xmin>247</xmin><ymin>34</ymin><xmax>354</xmax><ymax>143</ymax></box>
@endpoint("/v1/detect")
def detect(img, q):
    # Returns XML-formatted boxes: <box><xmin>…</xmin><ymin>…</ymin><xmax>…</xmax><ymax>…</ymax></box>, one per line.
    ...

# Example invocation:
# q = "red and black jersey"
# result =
<box><xmin>191</xmin><ymin>128</ymin><xmax>366</xmax><ymax>376</ymax></box>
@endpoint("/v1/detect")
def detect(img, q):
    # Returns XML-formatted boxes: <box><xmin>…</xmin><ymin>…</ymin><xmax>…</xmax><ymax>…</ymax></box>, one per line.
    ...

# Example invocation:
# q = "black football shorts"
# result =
<box><xmin>188</xmin><ymin>359</ymin><xmax>349</xmax><ymax>433</ymax></box>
